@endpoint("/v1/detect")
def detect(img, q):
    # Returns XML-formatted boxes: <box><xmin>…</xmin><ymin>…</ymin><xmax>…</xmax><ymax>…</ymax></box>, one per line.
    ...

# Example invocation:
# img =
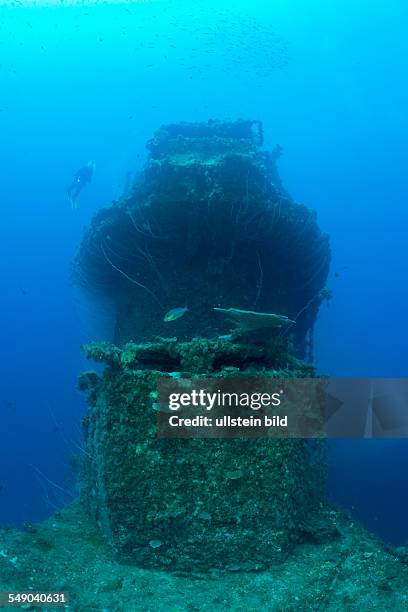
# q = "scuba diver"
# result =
<box><xmin>67</xmin><ymin>161</ymin><xmax>95</xmax><ymax>208</ymax></box>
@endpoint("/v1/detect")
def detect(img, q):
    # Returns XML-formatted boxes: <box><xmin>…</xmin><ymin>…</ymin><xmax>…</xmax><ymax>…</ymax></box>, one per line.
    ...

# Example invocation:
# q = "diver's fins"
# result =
<box><xmin>69</xmin><ymin>196</ymin><xmax>77</xmax><ymax>209</ymax></box>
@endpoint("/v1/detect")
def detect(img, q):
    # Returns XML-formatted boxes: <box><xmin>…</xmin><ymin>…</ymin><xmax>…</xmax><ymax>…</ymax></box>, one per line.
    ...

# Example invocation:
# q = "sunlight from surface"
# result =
<box><xmin>1</xmin><ymin>0</ymin><xmax>159</xmax><ymax>6</ymax></box>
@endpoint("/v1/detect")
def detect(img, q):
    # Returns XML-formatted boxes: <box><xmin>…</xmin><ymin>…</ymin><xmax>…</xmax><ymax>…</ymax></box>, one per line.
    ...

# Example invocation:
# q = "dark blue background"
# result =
<box><xmin>0</xmin><ymin>0</ymin><xmax>407</xmax><ymax>545</ymax></box>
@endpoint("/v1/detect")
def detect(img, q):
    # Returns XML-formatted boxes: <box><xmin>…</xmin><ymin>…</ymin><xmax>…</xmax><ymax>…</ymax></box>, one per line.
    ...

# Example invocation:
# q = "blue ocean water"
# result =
<box><xmin>0</xmin><ymin>0</ymin><xmax>407</xmax><ymax>547</ymax></box>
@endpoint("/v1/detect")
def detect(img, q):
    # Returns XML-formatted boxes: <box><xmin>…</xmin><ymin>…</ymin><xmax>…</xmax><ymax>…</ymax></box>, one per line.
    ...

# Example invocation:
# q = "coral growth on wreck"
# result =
<box><xmin>73</xmin><ymin>120</ymin><xmax>330</xmax><ymax>358</ymax></box>
<box><xmin>79</xmin><ymin>337</ymin><xmax>328</xmax><ymax>570</ymax></box>
<box><xmin>74</xmin><ymin>120</ymin><xmax>332</xmax><ymax>571</ymax></box>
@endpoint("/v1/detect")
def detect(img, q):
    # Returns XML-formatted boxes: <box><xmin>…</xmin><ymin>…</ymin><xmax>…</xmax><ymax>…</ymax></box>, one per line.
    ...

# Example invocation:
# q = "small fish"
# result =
<box><xmin>2</xmin><ymin>399</ymin><xmax>15</xmax><ymax>411</ymax></box>
<box><xmin>163</xmin><ymin>307</ymin><xmax>188</xmax><ymax>322</ymax></box>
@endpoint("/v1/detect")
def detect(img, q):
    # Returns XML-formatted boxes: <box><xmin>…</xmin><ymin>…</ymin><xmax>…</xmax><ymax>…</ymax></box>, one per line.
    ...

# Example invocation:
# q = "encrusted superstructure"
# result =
<box><xmin>74</xmin><ymin>120</ymin><xmax>330</xmax><ymax>358</ymax></box>
<box><xmin>75</xmin><ymin>120</ymin><xmax>332</xmax><ymax>570</ymax></box>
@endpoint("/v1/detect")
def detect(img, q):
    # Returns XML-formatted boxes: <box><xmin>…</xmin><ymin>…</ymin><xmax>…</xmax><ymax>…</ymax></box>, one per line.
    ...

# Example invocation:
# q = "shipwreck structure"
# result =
<box><xmin>75</xmin><ymin>120</ymin><xmax>332</xmax><ymax>571</ymax></box>
<box><xmin>74</xmin><ymin>119</ymin><xmax>330</xmax><ymax>358</ymax></box>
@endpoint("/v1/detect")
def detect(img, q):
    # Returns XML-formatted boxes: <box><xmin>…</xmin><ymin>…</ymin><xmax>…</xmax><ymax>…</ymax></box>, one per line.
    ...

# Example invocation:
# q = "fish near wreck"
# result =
<box><xmin>163</xmin><ymin>306</ymin><xmax>189</xmax><ymax>322</ymax></box>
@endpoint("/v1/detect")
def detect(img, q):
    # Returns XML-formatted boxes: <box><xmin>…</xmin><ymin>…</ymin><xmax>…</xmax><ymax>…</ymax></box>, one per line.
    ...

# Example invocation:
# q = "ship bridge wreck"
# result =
<box><xmin>75</xmin><ymin>120</ymin><xmax>333</xmax><ymax>571</ymax></box>
<box><xmin>74</xmin><ymin>119</ymin><xmax>330</xmax><ymax>358</ymax></box>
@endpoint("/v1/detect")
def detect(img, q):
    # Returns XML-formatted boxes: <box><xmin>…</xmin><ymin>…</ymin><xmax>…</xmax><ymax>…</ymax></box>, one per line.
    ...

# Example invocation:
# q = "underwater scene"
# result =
<box><xmin>1</xmin><ymin>0</ymin><xmax>408</xmax><ymax>610</ymax></box>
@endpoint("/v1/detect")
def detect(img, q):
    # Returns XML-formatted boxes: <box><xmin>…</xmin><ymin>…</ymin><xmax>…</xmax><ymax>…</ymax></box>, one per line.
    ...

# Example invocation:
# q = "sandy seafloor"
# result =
<box><xmin>1</xmin><ymin>501</ymin><xmax>408</xmax><ymax>611</ymax></box>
